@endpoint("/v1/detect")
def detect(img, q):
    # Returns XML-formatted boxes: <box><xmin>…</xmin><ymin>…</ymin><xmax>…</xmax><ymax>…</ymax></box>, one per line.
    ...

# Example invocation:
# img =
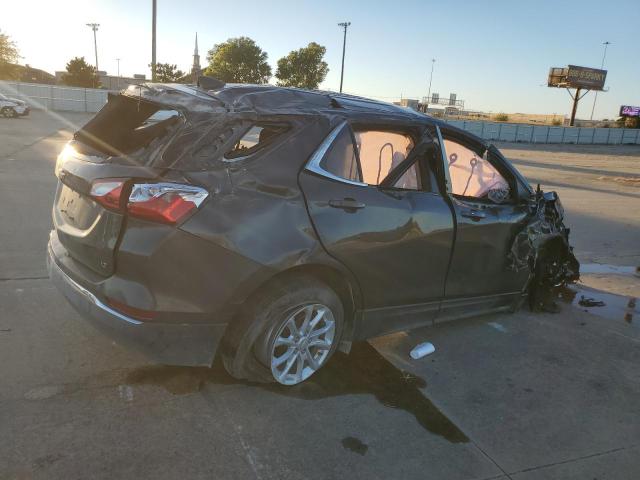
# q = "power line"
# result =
<box><xmin>590</xmin><ymin>41</ymin><xmax>611</xmax><ymax>120</ymax></box>
<box><xmin>426</xmin><ymin>58</ymin><xmax>435</xmax><ymax>110</ymax></box>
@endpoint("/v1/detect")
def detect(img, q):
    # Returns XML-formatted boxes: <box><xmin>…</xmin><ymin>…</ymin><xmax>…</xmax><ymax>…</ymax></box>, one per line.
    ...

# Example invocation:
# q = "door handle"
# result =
<box><xmin>460</xmin><ymin>208</ymin><xmax>486</xmax><ymax>221</ymax></box>
<box><xmin>329</xmin><ymin>198</ymin><xmax>366</xmax><ymax>211</ymax></box>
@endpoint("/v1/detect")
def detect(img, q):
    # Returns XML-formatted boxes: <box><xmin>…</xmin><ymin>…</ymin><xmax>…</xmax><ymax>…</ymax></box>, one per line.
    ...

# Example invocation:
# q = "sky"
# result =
<box><xmin>3</xmin><ymin>0</ymin><xmax>639</xmax><ymax>120</ymax></box>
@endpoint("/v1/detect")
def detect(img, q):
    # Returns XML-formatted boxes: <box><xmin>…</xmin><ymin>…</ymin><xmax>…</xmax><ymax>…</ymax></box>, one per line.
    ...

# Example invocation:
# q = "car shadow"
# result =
<box><xmin>124</xmin><ymin>341</ymin><xmax>469</xmax><ymax>443</ymax></box>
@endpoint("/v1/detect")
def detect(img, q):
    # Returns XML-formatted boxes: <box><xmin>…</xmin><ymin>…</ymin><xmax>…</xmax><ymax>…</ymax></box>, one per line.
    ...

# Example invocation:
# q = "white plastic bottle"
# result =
<box><xmin>410</xmin><ymin>342</ymin><xmax>435</xmax><ymax>360</ymax></box>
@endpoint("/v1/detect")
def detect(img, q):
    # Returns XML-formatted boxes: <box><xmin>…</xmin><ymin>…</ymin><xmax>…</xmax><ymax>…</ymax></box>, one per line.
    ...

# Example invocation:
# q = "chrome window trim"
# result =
<box><xmin>305</xmin><ymin>121</ymin><xmax>367</xmax><ymax>187</ymax></box>
<box><xmin>435</xmin><ymin>125</ymin><xmax>452</xmax><ymax>194</ymax></box>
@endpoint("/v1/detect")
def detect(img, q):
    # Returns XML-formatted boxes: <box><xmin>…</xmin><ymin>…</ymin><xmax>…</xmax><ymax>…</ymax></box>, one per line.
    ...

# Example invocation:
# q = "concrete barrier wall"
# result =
<box><xmin>0</xmin><ymin>81</ymin><xmax>108</xmax><ymax>113</ymax></box>
<box><xmin>443</xmin><ymin>119</ymin><xmax>640</xmax><ymax>145</ymax></box>
<box><xmin>2</xmin><ymin>81</ymin><xmax>640</xmax><ymax>145</ymax></box>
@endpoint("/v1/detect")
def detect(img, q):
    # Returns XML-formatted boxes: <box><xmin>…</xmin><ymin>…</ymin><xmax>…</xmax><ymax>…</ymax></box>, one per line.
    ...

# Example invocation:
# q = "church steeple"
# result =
<box><xmin>191</xmin><ymin>32</ymin><xmax>202</xmax><ymax>81</ymax></box>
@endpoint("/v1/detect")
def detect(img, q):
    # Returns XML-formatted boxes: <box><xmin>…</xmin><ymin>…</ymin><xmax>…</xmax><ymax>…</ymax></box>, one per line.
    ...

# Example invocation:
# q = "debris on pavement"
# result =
<box><xmin>578</xmin><ymin>296</ymin><xmax>606</xmax><ymax>307</ymax></box>
<box><xmin>410</xmin><ymin>342</ymin><xmax>435</xmax><ymax>360</ymax></box>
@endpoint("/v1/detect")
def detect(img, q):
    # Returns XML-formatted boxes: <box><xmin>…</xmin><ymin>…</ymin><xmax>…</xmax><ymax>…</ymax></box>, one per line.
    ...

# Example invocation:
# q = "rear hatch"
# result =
<box><xmin>52</xmin><ymin>84</ymin><xmax>223</xmax><ymax>276</ymax></box>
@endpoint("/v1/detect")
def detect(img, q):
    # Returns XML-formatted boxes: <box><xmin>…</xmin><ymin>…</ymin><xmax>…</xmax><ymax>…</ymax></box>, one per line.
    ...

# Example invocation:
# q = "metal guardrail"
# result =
<box><xmin>0</xmin><ymin>81</ymin><xmax>108</xmax><ymax>113</ymax></box>
<box><xmin>443</xmin><ymin>119</ymin><xmax>640</xmax><ymax>145</ymax></box>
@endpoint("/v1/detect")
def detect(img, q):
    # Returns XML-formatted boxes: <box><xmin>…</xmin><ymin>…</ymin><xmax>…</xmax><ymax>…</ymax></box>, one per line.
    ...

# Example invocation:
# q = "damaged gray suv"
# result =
<box><xmin>48</xmin><ymin>81</ymin><xmax>578</xmax><ymax>385</ymax></box>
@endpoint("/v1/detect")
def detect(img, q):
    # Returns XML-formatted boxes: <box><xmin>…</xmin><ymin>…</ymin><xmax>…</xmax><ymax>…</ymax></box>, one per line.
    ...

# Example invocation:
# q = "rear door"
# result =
<box><xmin>299</xmin><ymin>121</ymin><xmax>455</xmax><ymax>337</ymax></box>
<box><xmin>436</xmin><ymin>126</ymin><xmax>530</xmax><ymax>318</ymax></box>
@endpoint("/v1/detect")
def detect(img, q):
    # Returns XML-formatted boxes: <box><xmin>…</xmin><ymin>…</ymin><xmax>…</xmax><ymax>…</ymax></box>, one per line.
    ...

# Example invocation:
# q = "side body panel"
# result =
<box><xmin>299</xmin><ymin>122</ymin><xmax>455</xmax><ymax>339</ymax></box>
<box><xmin>180</xmin><ymin>115</ymin><xmax>363</xmax><ymax>320</ymax></box>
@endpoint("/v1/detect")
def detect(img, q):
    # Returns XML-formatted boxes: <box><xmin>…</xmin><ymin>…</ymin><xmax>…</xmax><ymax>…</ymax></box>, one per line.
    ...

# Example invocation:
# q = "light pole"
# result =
<box><xmin>86</xmin><ymin>23</ymin><xmax>100</xmax><ymax>72</ymax></box>
<box><xmin>338</xmin><ymin>22</ymin><xmax>351</xmax><ymax>93</ymax></box>
<box><xmin>116</xmin><ymin>58</ymin><xmax>121</xmax><ymax>89</ymax></box>
<box><xmin>426</xmin><ymin>58</ymin><xmax>435</xmax><ymax>112</ymax></box>
<box><xmin>590</xmin><ymin>41</ymin><xmax>611</xmax><ymax>120</ymax></box>
<box><xmin>151</xmin><ymin>0</ymin><xmax>157</xmax><ymax>82</ymax></box>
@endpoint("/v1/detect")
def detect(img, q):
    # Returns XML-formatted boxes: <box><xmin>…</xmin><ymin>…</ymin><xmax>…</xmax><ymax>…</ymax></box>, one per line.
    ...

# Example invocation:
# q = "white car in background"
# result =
<box><xmin>0</xmin><ymin>93</ymin><xmax>30</xmax><ymax>118</ymax></box>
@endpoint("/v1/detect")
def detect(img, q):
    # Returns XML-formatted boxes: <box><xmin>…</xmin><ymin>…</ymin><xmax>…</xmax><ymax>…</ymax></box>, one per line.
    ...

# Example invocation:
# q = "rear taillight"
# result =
<box><xmin>90</xmin><ymin>180</ymin><xmax>125</xmax><ymax>211</ymax></box>
<box><xmin>89</xmin><ymin>180</ymin><xmax>208</xmax><ymax>225</ymax></box>
<box><xmin>127</xmin><ymin>182</ymin><xmax>209</xmax><ymax>225</ymax></box>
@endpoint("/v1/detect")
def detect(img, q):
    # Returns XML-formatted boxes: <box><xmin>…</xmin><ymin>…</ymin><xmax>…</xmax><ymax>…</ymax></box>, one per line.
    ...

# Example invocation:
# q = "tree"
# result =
<box><xmin>152</xmin><ymin>62</ymin><xmax>185</xmax><ymax>83</ymax></box>
<box><xmin>0</xmin><ymin>30</ymin><xmax>20</xmax><ymax>80</ymax></box>
<box><xmin>61</xmin><ymin>57</ymin><xmax>100</xmax><ymax>88</ymax></box>
<box><xmin>205</xmin><ymin>37</ymin><xmax>271</xmax><ymax>84</ymax></box>
<box><xmin>275</xmin><ymin>42</ymin><xmax>329</xmax><ymax>89</ymax></box>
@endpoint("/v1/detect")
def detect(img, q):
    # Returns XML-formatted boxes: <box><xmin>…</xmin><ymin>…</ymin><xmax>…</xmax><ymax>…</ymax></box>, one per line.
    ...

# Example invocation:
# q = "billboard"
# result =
<box><xmin>620</xmin><ymin>105</ymin><xmax>640</xmax><ymax>117</ymax></box>
<box><xmin>566</xmin><ymin>65</ymin><xmax>607</xmax><ymax>90</ymax></box>
<box><xmin>548</xmin><ymin>67</ymin><xmax>569</xmax><ymax>87</ymax></box>
<box><xmin>548</xmin><ymin>65</ymin><xmax>607</xmax><ymax>90</ymax></box>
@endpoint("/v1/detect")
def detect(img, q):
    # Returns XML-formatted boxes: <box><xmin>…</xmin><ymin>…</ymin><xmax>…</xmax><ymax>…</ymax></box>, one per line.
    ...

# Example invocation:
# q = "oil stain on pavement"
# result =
<box><xmin>124</xmin><ymin>341</ymin><xmax>469</xmax><ymax>443</ymax></box>
<box><xmin>341</xmin><ymin>436</ymin><xmax>368</xmax><ymax>455</ymax></box>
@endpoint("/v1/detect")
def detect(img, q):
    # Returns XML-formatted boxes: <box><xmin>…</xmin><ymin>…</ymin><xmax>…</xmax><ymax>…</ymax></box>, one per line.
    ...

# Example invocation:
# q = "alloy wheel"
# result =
<box><xmin>270</xmin><ymin>303</ymin><xmax>335</xmax><ymax>385</ymax></box>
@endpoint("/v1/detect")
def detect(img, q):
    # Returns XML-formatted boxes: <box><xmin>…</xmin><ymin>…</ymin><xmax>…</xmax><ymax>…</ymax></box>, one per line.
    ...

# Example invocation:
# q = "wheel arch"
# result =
<box><xmin>218</xmin><ymin>261</ymin><xmax>361</xmax><ymax>381</ymax></box>
<box><xmin>223</xmin><ymin>261</ymin><xmax>361</xmax><ymax>357</ymax></box>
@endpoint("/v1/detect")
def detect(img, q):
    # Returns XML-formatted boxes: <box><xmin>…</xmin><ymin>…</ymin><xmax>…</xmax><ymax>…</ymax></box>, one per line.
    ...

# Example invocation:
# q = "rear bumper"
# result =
<box><xmin>47</xmin><ymin>242</ymin><xmax>227</xmax><ymax>366</ymax></box>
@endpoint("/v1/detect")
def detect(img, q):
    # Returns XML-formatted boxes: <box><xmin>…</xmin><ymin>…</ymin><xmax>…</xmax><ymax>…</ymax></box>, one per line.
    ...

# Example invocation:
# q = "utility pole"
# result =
<box><xmin>590</xmin><ymin>41</ymin><xmax>610</xmax><ymax>120</ymax></box>
<box><xmin>151</xmin><ymin>0</ymin><xmax>157</xmax><ymax>82</ymax></box>
<box><xmin>425</xmin><ymin>58</ymin><xmax>435</xmax><ymax>112</ymax></box>
<box><xmin>338</xmin><ymin>22</ymin><xmax>351</xmax><ymax>93</ymax></box>
<box><xmin>86</xmin><ymin>23</ymin><xmax>100</xmax><ymax>72</ymax></box>
<box><xmin>571</xmin><ymin>88</ymin><xmax>582</xmax><ymax>126</ymax></box>
<box><xmin>116</xmin><ymin>58</ymin><xmax>121</xmax><ymax>89</ymax></box>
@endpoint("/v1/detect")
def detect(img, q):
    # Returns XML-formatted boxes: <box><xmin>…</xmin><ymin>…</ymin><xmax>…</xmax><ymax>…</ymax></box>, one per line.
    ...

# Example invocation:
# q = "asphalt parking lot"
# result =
<box><xmin>1</xmin><ymin>110</ymin><xmax>639</xmax><ymax>480</ymax></box>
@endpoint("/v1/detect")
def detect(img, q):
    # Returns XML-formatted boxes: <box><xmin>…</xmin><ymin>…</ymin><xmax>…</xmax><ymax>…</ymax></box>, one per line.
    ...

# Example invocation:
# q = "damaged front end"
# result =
<box><xmin>509</xmin><ymin>187</ymin><xmax>580</xmax><ymax>312</ymax></box>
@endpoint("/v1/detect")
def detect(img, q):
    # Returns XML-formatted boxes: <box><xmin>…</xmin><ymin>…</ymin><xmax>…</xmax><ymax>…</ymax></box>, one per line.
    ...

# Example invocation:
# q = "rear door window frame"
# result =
<box><xmin>306</xmin><ymin>121</ymin><xmax>433</xmax><ymax>191</ymax></box>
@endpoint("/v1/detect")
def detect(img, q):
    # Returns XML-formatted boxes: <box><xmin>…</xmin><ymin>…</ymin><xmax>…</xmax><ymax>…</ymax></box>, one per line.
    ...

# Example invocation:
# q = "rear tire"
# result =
<box><xmin>221</xmin><ymin>275</ymin><xmax>344</xmax><ymax>385</ymax></box>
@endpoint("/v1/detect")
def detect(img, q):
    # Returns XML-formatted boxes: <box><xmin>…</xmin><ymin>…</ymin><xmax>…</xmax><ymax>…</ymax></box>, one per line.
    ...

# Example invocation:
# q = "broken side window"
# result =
<box><xmin>443</xmin><ymin>138</ymin><xmax>511</xmax><ymax>203</ymax></box>
<box><xmin>354</xmin><ymin>130</ymin><xmax>415</xmax><ymax>186</ymax></box>
<box><xmin>319</xmin><ymin>125</ymin><xmax>361</xmax><ymax>182</ymax></box>
<box><xmin>224</xmin><ymin>123</ymin><xmax>289</xmax><ymax>160</ymax></box>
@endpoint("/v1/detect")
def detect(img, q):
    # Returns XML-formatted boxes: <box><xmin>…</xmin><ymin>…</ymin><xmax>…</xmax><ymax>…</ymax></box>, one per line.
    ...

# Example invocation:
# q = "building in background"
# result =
<box><xmin>191</xmin><ymin>33</ymin><xmax>202</xmax><ymax>81</ymax></box>
<box><xmin>397</xmin><ymin>98</ymin><xmax>419</xmax><ymax>110</ymax></box>
<box><xmin>16</xmin><ymin>64</ymin><xmax>56</xmax><ymax>84</ymax></box>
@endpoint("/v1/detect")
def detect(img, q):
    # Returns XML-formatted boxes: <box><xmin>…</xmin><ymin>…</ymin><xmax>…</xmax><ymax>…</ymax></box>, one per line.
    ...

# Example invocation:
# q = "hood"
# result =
<box><xmin>7</xmin><ymin>97</ymin><xmax>26</xmax><ymax>105</ymax></box>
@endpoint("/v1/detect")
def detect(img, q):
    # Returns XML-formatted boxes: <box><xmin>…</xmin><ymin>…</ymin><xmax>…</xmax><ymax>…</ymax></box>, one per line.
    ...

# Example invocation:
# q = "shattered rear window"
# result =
<box><xmin>74</xmin><ymin>94</ymin><xmax>181</xmax><ymax>159</ymax></box>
